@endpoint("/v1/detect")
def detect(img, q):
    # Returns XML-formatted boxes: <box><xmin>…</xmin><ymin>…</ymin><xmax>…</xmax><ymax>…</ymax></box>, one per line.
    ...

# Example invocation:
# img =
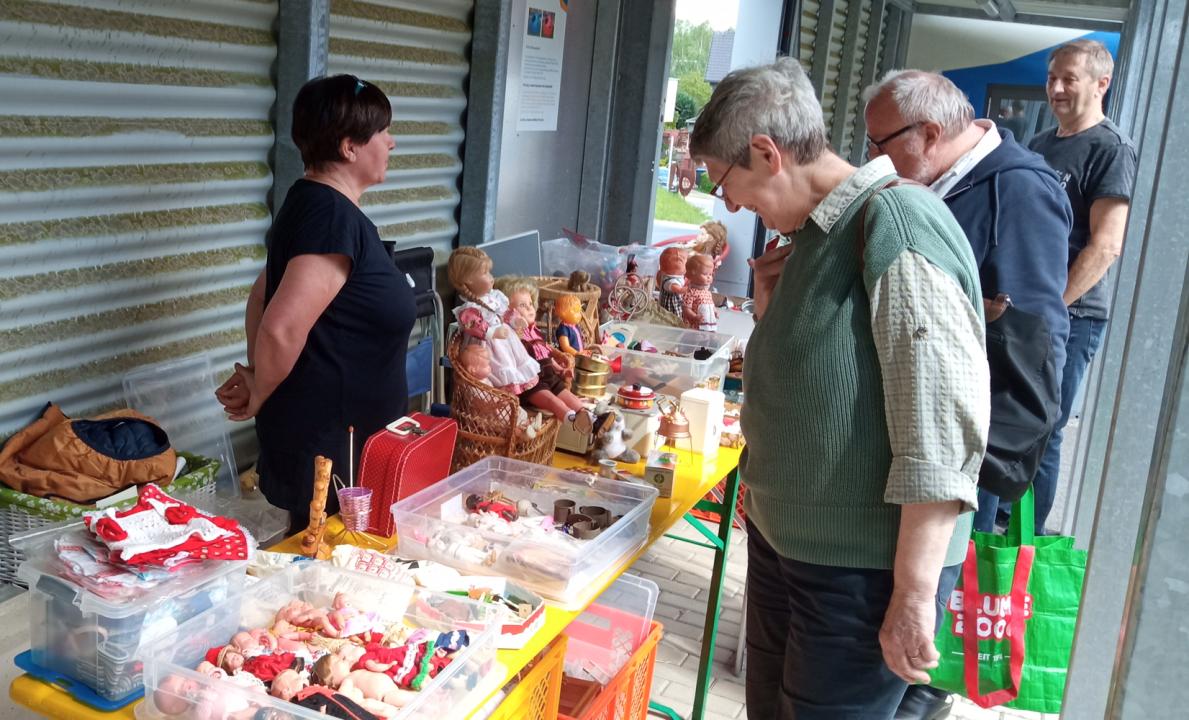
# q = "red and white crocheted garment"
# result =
<box><xmin>83</xmin><ymin>484</ymin><xmax>248</xmax><ymax>565</ymax></box>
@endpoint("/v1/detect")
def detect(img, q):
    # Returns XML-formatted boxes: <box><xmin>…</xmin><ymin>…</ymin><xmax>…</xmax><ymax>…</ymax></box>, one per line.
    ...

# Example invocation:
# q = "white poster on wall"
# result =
<box><xmin>516</xmin><ymin>1</ymin><xmax>567</xmax><ymax>132</ymax></box>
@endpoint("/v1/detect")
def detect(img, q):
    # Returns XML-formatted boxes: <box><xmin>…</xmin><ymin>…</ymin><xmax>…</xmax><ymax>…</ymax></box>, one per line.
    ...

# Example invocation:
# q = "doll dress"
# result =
<box><xmin>455</xmin><ymin>290</ymin><xmax>540</xmax><ymax>391</ymax></box>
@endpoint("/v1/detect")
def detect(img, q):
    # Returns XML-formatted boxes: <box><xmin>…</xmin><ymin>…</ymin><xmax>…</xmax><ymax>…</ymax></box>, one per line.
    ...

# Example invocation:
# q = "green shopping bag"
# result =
<box><xmin>929</xmin><ymin>489</ymin><xmax>1087</xmax><ymax>712</ymax></box>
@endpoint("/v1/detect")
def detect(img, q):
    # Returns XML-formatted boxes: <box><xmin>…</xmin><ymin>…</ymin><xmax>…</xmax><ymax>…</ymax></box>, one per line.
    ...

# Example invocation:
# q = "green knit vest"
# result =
<box><xmin>740</xmin><ymin>180</ymin><xmax>982</xmax><ymax>570</ymax></box>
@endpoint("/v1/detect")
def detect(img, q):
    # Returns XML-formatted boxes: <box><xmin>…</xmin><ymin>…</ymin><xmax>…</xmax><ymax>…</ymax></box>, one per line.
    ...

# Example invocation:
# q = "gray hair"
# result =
<box><xmin>1050</xmin><ymin>39</ymin><xmax>1114</xmax><ymax>80</ymax></box>
<box><xmin>861</xmin><ymin>69</ymin><xmax>974</xmax><ymax>138</ymax></box>
<box><xmin>690</xmin><ymin>57</ymin><xmax>828</xmax><ymax>168</ymax></box>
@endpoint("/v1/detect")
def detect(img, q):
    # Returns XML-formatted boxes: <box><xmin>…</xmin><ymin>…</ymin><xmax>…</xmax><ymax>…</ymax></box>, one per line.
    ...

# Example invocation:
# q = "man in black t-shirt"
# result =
<box><xmin>1028</xmin><ymin>39</ymin><xmax>1137</xmax><ymax>534</ymax></box>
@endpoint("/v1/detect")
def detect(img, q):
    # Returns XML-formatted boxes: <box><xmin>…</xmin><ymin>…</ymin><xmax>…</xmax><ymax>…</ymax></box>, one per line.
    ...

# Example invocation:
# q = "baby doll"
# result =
<box><xmin>500</xmin><ymin>280</ymin><xmax>595</xmax><ymax>432</ymax></box>
<box><xmin>269</xmin><ymin>668</ymin><xmax>307</xmax><ymax>702</ymax></box>
<box><xmin>553</xmin><ymin>294</ymin><xmax>585</xmax><ymax>355</ymax></box>
<box><xmin>270</xmin><ymin>618</ymin><xmax>315</xmax><ymax>653</ymax></box>
<box><xmin>326</xmin><ymin>592</ymin><xmax>384</xmax><ymax>641</ymax></box>
<box><xmin>682</xmin><ymin>253</ymin><xmax>718</xmax><ymax>332</ymax></box>
<box><xmin>457</xmin><ymin>343</ymin><xmax>542</xmax><ymax>439</ymax></box>
<box><xmin>448</xmin><ymin>246</ymin><xmax>540</xmax><ymax>394</ymax></box>
<box><xmin>276</xmin><ymin>599</ymin><xmax>337</xmax><ymax>636</ymax></box>
<box><xmin>311</xmin><ymin>653</ymin><xmax>418</xmax><ymax>710</ymax></box>
<box><xmin>656</xmin><ymin>246</ymin><xmax>690</xmax><ymax>316</ymax></box>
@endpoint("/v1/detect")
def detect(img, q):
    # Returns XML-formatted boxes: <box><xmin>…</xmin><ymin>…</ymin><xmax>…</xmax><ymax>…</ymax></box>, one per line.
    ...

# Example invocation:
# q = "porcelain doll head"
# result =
<box><xmin>555</xmin><ymin>294</ymin><xmax>583</xmax><ymax>325</ymax></box>
<box><xmin>448</xmin><ymin>246</ymin><xmax>495</xmax><ymax>300</ymax></box>
<box><xmin>659</xmin><ymin>246</ymin><xmax>689</xmax><ymax>276</ymax></box>
<box><xmin>498</xmin><ymin>279</ymin><xmax>539</xmax><ymax>327</ymax></box>
<box><xmin>458</xmin><ymin>343</ymin><xmax>493</xmax><ymax>381</ymax></box>
<box><xmin>270</xmin><ymin>668</ymin><xmax>308</xmax><ymax>701</ymax></box>
<box><xmin>154</xmin><ymin>673</ymin><xmax>199</xmax><ymax>716</ymax></box>
<box><xmin>685</xmin><ymin>253</ymin><xmax>715</xmax><ymax>288</ymax></box>
<box><xmin>311</xmin><ymin>653</ymin><xmax>351</xmax><ymax>688</ymax></box>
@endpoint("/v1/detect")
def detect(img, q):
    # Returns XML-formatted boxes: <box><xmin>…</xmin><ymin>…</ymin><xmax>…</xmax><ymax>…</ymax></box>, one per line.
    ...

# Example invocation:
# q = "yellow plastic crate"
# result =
<box><xmin>488</xmin><ymin>634</ymin><xmax>568</xmax><ymax>720</ymax></box>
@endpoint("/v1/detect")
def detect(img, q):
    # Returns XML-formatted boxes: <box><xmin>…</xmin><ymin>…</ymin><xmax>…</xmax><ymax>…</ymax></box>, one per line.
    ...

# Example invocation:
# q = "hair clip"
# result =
<box><xmin>354</xmin><ymin>78</ymin><xmax>366</xmax><ymax>96</ymax></box>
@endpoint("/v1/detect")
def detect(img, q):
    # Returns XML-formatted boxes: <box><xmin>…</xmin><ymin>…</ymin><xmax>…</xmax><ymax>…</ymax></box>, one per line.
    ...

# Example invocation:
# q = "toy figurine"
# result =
<box><xmin>465</xmin><ymin>491</ymin><xmax>519</xmax><ymax>521</ymax></box>
<box><xmin>553</xmin><ymin>294</ymin><xmax>585</xmax><ymax>355</ymax></box>
<box><xmin>301</xmin><ymin>455</ymin><xmax>333</xmax><ymax>560</ymax></box>
<box><xmin>682</xmin><ymin>253</ymin><xmax>718</xmax><ymax>332</ymax></box>
<box><xmin>590</xmin><ymin>409</ymin><xmax>641</xmax><ymax>464</ymax></box>
<box><xmin>448</xmin><ymin>247</ymin><xmax>540</xmax><ymax>394</ymax></box>
<box><xmin>656</xmin><ymin>246</ymin><xmax>690</xmax><ymax>316</ymax></box>
<box><xmin>457</xmin><ymin>343</ymin><xmax>543</xmax><ymax>440</ymax></box>
<box><xmin>500</xmin><ymin>279</ymin><xmax>595</xmax><ymax>432</ymax></box>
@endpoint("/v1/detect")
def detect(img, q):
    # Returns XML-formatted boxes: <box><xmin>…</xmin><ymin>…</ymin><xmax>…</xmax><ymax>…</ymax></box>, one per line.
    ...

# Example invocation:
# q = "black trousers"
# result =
<box><xmin>745</xmin><ymin>519</ymin><xmax>961</xmax><ymax>720</ymax></box>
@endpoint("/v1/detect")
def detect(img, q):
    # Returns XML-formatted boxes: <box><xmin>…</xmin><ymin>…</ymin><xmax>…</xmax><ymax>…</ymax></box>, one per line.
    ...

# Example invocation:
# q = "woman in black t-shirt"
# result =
<box><xmin>216</xmin><ymin>75</ymin><xmax>414</xmax><ymax>532</ymax></box>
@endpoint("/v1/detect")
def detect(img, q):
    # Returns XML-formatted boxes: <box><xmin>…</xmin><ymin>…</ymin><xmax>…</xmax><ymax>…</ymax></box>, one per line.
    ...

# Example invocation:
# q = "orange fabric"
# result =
<box><xmin>0</xmin><ymin>404</ymin><xmax>176</xmax><ymax>503</ymax></box>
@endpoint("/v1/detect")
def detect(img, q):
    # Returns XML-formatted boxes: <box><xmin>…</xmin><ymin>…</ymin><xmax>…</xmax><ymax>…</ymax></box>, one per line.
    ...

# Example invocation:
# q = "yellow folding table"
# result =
<box><xmin>9</xmin><ymin>446</ymin><xmax>742</xmax><ymax>720</ymax></box>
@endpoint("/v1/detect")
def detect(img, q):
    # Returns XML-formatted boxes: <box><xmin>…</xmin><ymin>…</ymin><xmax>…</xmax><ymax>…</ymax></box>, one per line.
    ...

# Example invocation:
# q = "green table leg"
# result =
<box><xmin>651</xmin><ymin>466</ymin><xmax>742</xmax><ymax>719</ymax></box>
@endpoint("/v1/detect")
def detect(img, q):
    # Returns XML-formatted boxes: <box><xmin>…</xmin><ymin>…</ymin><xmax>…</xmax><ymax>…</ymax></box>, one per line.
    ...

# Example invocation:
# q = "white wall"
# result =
<box><xmin>711</xmin><ymin>0</ymin><xmax>784</xmax><ymax>298</ymax></box>
<box><xmin>906</xmin><ymin>14</ymin><xmax>1085</xmax><ymax>71</ymax></box>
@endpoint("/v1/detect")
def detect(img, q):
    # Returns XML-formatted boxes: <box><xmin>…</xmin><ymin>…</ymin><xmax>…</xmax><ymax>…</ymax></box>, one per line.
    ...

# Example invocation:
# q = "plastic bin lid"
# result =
<box><xmin>15</xmin><ymin>529</ymin><xmax>247</xmax><ymax>619</ymax></box>
<box><xmin>581</xmin><ymin>573</ymin><xmax>658</xmax><ymax>649</ymax></box>
<box><xmin>122</xmin><ymin>354</ymin><xmax>240</xmax><ymax>499</ymax></box>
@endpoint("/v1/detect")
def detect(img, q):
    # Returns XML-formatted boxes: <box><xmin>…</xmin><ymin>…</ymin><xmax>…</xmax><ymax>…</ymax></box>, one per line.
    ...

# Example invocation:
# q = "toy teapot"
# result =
<box><xmin>656</xmin><ymin>397</ymin><xmax>691</xmax><ymax>443</ymax></box>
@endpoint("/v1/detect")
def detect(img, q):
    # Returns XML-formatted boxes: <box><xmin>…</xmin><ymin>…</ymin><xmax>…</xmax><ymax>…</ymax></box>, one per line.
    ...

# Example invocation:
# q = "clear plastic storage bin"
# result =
<box><xmin>391</xmin><ymin>457</ymin><xmax>659</xmax><ymax>608</ymax></box>
<box><xmin>16</xmin><ymin>530</ymin><xmax>247</xmax><ymax>702</ymax></box>
<box><xmin>140</xmin><ymin>562</ymin><xmax>500</xmax><ymax>720</ymax></box>
<box><xmin>601</xmin><ymin>322</ymin><xmax>736</xmax><ymax>397</ymax></box>
<box><xmin>563</xmin><ymin>573</ymin><xmax>659</xmax><ymax>684</ymax></box>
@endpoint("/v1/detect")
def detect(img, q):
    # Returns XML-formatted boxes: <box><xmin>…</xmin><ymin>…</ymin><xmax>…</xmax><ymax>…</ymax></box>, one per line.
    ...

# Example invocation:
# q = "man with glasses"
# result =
<box><xmin>863</xmin><ymin>70</ymin><xmax>1072</xmax><ymax>720</ymax></box>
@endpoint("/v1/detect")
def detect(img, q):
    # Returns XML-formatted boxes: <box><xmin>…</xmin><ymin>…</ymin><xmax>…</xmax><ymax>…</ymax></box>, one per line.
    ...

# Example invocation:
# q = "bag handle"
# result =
<box><xmin>1007</xmin><ymin>486</ymin><xmax>1036</xmax><ymax>546</ymax></box>
<box><xmin>386</xmin><ymin>416</ymin><xmax>425</xmax><ymax>436</ymax></box>
<box><xmin>960</xmin><ymin>538</ymin><xmax>1036</xmax><ymax>707</ymax></box>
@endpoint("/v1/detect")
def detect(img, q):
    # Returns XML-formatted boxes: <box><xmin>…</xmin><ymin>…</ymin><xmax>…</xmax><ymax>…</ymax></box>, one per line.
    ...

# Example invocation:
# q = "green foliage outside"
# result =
<box><xmin>667</xmin><ymin>21</ymin><xmax>715</xmax><ymax>128</ymax></box>
<box><xmin>696</xmin><ymin>172</ymin><xmax>715</xmax><ymax>194</ymax></box>
<box><xmin>674</xmin><ymin>91</ymin><xmax>697</xmax><ymax>128</ymax></box>
<box><xmin>654</xmin><ymin>186</ymin><xmax>711</xmax><ymax>225</ymax></box>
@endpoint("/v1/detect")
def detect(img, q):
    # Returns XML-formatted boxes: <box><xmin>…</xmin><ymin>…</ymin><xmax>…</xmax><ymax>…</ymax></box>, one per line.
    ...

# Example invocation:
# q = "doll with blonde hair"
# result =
<box><xmin>448</xmin><ymin>247</ymin><xmax>539</xmax><ymax>394</ymax></box>
<box><xmin>498</xmin><ymin>279</ymin><xmax>594</xmax><ymax>431</ymax></box>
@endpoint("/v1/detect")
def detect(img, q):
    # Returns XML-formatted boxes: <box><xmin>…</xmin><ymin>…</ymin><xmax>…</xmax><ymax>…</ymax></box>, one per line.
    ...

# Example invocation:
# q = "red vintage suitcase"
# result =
<box><xmin>357</xmin><ymin>414</ymin><xmax>457</xmax><ymax>536</ymax></box>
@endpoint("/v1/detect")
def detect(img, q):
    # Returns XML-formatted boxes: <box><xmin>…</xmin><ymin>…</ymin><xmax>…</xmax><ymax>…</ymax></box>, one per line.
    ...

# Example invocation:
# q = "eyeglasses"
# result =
<box><xmin>866</xmin><ymin>122</ymin><xmax>924</xmax><ymax>155</ymax></box>
<box><xmin>709</xmin><ymin>162</ymin><xmax>736</xmax><ymax>200</ymax></box>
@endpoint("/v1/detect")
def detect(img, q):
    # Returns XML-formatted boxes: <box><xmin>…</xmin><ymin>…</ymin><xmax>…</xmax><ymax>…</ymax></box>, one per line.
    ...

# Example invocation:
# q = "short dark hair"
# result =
<box><xmin>292</xmin><ymin>74</ymin><xmax>392</xmax><ymax>171</ymax></box>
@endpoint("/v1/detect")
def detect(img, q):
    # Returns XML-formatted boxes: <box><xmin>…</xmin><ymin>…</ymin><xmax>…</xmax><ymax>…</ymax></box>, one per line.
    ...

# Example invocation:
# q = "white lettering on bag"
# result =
<box><xmin>948</xmin><ymin>589</ymin><xmax>1033</xmax><ymax>640</ymax></box>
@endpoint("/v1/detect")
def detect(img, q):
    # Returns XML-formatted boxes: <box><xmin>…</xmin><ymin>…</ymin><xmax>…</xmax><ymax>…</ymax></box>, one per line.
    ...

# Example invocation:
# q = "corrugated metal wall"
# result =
<box><xmin>0</xmin><ymin>0</ymin><xmax>276</xmax><ymax>453</ymax></box>
<box><xmin>326</xmin><ymin>0</ymin><xmax>472</xmax><ymax>266</ymax></box>
<box><xmin>800</xmin><ymin>0</ymin><xmax>890</xmax><ymax>162</ymax></box>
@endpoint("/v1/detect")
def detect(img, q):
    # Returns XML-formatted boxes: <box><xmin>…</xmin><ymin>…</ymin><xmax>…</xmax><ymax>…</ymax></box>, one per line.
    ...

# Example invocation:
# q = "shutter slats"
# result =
<box><xmin>0</xmin><ymin>0</ymin><xmax>275</xmax><ymax>447</ymax></box>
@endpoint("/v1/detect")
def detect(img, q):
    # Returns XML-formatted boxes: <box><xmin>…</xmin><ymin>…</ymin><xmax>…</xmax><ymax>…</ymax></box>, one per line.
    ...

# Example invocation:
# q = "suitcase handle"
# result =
<box><xmin>386</xmin><ymin>416</ymin><xmax>426</xmax><ymax>436</ymax></box>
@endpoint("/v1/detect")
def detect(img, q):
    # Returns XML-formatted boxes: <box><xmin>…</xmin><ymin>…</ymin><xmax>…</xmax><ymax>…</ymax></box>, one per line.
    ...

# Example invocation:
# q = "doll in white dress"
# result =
<box><xmin>448</xmin><ymin>247</ymin><xmax>540</xmax><ymax>394</ymax></box>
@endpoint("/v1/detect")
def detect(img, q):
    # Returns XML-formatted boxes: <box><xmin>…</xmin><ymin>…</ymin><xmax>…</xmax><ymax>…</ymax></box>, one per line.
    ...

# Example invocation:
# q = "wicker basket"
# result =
<box><xmin>0</xmin><ymin>452</ymin><xmax>219</xmax><ymax>587</ymax></box>
<box><xmin>448</xmin><ymin>334</ymin><xmax>560</xmax><ymax>473</ymax></box>
<box><xmin>529</xmin><ymin>275</ymin><xmax>603</xmax><ymax>347</ymax></box>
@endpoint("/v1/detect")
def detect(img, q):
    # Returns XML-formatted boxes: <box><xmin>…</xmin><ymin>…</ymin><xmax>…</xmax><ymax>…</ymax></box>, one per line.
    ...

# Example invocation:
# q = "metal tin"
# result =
<box><xmin>615</xmin><ymin>383</ymin><xmax>656</xmax><ymax>411</ymax></box>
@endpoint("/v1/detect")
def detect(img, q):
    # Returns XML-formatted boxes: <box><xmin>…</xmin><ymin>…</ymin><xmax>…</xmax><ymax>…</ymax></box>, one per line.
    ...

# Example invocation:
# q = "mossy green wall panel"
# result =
<box><xmin>329</xmin><ymin>0</ymin><xmax>473</xmax><ymax>260</ymax></box>
<box><xmin>0</xmin><ymin>0</ymin><xmax>277</xmax><ymax>449</ymax></box>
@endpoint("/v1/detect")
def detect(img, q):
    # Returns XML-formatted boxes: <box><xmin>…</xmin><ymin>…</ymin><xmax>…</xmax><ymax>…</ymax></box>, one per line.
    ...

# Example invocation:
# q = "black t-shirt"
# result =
<box><xmin>255</xmin><ymin>179</ymin><xmax>414</xmax><ymax>512</ymax></box>
<box><xmin>1029</xmin><ymin>119</ymin><xmax>1136</xmax><ymax>318</ymax></box>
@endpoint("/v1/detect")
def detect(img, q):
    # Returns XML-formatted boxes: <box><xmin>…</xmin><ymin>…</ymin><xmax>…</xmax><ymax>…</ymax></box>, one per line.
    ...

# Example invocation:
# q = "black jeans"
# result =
<box><xmin>745</xmin><ymin>519</ymin><xmax>961</xmax><ymax>720</ymax></box>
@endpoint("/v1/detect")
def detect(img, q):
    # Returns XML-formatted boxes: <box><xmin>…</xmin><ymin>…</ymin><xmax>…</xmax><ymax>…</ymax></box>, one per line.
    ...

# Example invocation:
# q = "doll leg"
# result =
<box><xmin>527</xmin><ymin>391</ymin><xmax>594</xmax><ymax>433</ymax></box>
<box><xmin>527</xmin><ymin>390</ymin><xmax>571</xmax><ymax>420</ymax></box>
<box><xmin>557</xmin><ymin>389</ymin><xmax>587</xmax><ymax>413</ymax></box>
